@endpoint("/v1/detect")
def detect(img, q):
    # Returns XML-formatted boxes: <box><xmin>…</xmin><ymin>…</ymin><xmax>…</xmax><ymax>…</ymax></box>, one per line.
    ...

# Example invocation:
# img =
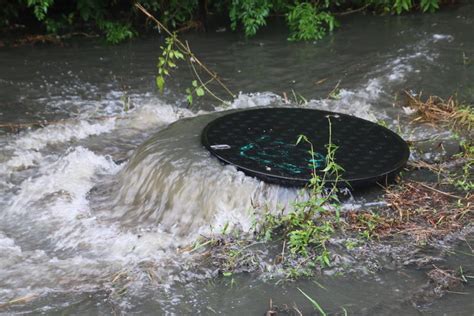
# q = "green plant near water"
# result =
<box><xmin>405</xmin><ymin>91</ymin><xmax>473</xmax><ymax>193</ymax></box>
<box><xmin>450</xmin><ymin>140</ymin><xmax>473</xmax><ymax>192</ymax></box>
<box><xmin>135</xmin><ymin>4</ymin><xmax>235</xmax><ymax>106</ymax></box>
<box><xmin>156</xmin><ymin>34</ymin><xmax>185</xmax><ymax>94</ymax></box>
<box><xmin>356</xmin><ymin>211</ymin><xmax>382</xmax><ymax>240</ymax></box>
<box><xmin>259</xmin><ymin>118</ymin><xmax>344</xmax><ymax>272</ymax></box>
<box><xmin>154</xmin><ymin>31</ymin><xmax>207</xmax><ymax>104</ymax></box>
<box><xmin>97</xmin><ymin>20</ymin><xmax>135</xmax><ymax>45</ymax></box>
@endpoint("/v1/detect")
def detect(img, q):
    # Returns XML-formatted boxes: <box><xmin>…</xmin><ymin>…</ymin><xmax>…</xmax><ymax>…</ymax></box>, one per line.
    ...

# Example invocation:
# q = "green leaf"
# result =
<box><xmin>158</xmin><ymin>57</ymin><xmax>166</xmax><ymax>66</ymax></box>
<box><xmin>296</xmin><ymin>134</ymin><xmax>309</xmax><ymax>145</ymax></box>
<box><xmin>196</xmin><ymin>87</ymin><xmax>205</xmax><ymax>97</ymax></box>
<box><xmin>187</xmin><ymin>94</ymin><xmax>193</xmax><ymax>104</ymax></box>
<box><xmin>421</xmin><ymin>0</ymin><xmax>439</xmax><ymax>12</ymax></box>
<box><xmin>323</xmin><ymin>254</ymin><xmax>330</xmax><ymax>266</ymax></box>
<box><xmin>156</xmin><ymin>76</ymin><xmax>165</xmax><ymax>94</ymax></box>
<box><xmin>296</xmin><ymin>135</ymin><xmax>304</xmax><ymax>145</ymax></box>
<box><xmin>192</xmin><ymin>80</ymin><xmax>198</xmax><ymax>87</ymax></box>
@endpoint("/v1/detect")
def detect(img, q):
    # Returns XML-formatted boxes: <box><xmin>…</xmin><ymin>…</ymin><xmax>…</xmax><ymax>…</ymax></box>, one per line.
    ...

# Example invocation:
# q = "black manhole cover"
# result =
<box><xmin>202</xmin><ymin>108</ymin><xmax>409</xmax><ymax>187</ymax></box>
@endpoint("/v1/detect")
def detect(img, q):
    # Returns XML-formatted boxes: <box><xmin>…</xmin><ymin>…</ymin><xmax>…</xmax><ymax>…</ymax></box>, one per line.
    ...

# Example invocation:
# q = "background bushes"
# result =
<box><xmin>0</xmin><ymin>0</ymin><xmax>450</xmax><ymax>43</ymax></box>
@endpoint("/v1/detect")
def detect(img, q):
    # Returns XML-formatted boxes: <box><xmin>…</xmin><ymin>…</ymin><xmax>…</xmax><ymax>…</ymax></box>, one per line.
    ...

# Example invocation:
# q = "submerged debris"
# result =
<box><xmin>403</xmin><ymin>91</ymin><xmax>474</xmax><ymax>133</ymax></box>
<box><xmin>411</xmin><ymin>265</ymin><xmax>467</xmax><ymax>307</ymax></box>
<box><xmin>382</xmin><ymin>181</ymin><xmax>472</xmax><ymax>241</ymax></box>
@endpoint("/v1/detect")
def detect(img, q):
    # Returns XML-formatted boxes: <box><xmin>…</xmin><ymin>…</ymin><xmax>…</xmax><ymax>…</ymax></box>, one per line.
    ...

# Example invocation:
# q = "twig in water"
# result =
<box><xmin>186</xmin><ymin>41</ymin><xmax>230</xmax><ymax>105</ymax></box>
<box><xmin>315</xmin><ymin>78</ymin><xmax>328</xmax><ymax>85</ymax></box>
<box><xmin>327</xmin><ymin>80</ymin><xmax>341</xmax><ymax>99</ymax></box>
<box><xmin>206</xmin><ymin>306</ymin><xmax>218</xmax><ymax>314</ymax></box>
<box><xmin>407</xmin><ymin>160</ymin><xmax>444</xmax><ymax>174</ymax></box>
<box><xmin>282</xmin><ymin>92</ymin><xmax>290</xmax><ymax>104</ymax></box>
<box><xmin>445</xmin><ymin>290</ymin><xmax>469</xmax><ymax>295</ymax></box>
<box><xmin>335</xmin><ymin>4</ymin><xmax>370</xmax><ymax>16</ymax></box>
<box><xmin>281</xmin><ymin>239</ymin><xmax>286</xmax><ymax>263</ymax></box>
<box><xmin>462</xmin><ymin>238</ymin><xmax>473</xmax><ymax>253</ymax></box>
<box><xmin>432</xmin><ymin>264</ymin><xmax>463</xmax><ymax>282</ymax></box>
<box><xmin>292</xmin><ymin>303</ymin><xmax>303</xmax><ymax>316</ymax></box>
<box><xmin>0</xmin><ymin>294</ymin><xmax>38</xmax><ymax>308</ymax></box>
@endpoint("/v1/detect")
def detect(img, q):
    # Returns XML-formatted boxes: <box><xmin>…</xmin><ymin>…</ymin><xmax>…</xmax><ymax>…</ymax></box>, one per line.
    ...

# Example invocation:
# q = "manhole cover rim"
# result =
<box><xmin>202</xmin><ymin>107</ymin><xmax>410</xmax><ymax>187</ymax></box>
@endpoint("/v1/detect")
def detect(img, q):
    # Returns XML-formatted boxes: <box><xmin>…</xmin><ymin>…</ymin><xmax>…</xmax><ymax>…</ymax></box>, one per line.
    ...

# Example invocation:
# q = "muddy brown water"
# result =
<box><xmin>0</xmin><ymin>2</ymin><xmax>473</xmax><ymax>315</ymax></box>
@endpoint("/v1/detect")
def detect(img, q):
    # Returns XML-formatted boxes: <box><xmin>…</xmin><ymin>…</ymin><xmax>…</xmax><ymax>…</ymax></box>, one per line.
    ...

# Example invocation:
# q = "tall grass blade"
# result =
<box><xmin>297</xmin><ymin>288</ymin><xmax>327</xmax><ymax>316</ymax></box>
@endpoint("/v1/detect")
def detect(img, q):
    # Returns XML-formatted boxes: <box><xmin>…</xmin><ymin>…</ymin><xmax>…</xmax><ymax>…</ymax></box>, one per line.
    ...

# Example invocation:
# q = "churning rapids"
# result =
<box><xmin>1</xmin><ymin>3</ymin><xmax>473</xmax><ymax>314</ymax></box>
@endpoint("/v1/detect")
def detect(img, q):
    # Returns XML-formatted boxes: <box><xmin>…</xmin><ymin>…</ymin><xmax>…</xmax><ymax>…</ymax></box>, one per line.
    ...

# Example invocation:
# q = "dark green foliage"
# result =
<box><xmin>5</xmin><ymin>0</ymin><xmax>132</xmax><ymax>42</ymax></box>
<box><xmin>393</xmin><ymin>0</ymin><xmax>413</xmax><ymax>14</ymax></box>
<box><xmin>27</xmin><ymin>0</ymin><xmax>54</xmax><ymax>21</ymax></box>
<box><xmin>76</xmin><ymin>0</ymin><xmax>104</xmax><ymax>22</ymax></box>
<box><xmin>287</xmin><ymin>3</ymin><xmax>338</xmax><ymax>41</ymax></box>
<box><xmin>420</xmin><ymin>0</ymin><xmax>440</xmax><ymax>12</ymax></box>
<box><xmin>0</xmin><ymin>1</ymin><xmax>21</xmax><ymax>27</ymax></box>
<box><xmin>97</xmin><ymin>21</ymin><xmax>135</xmax><ymax>45</ymax></box>
<box><xmin>229</xmin><ymin>0</ymin><xmax>272</xmax><ymax>37</ymax></box>
<box><xmin>142</xmin><ymin>0</ymin><xmax>198</xmax><ymax>29</ymax></box>
<box><xmin>392</xmin><ymin>0</ymin><xmax>439</xmax><ymax>13</ymax></box>
<box><xmin>1</xmin><ymin>0</ymin><xmax>447</xmax><ymax>43</ymax></box>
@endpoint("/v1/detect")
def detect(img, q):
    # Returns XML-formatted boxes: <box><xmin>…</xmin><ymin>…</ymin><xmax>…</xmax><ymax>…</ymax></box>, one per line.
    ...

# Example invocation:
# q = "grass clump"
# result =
<box><xmin>404</xmin><ymin>91</ymin><xmax>474</xmax><ymax>133</ymax></box>
<box><xmin>258</xmin><ymin>118</ymin><xmax>345</xmax><ymax>275</ymax></box>
<box><xmin>403</xmin><ymin>91</ymin><xmax>473</xmax><ymax>193</ymax></box>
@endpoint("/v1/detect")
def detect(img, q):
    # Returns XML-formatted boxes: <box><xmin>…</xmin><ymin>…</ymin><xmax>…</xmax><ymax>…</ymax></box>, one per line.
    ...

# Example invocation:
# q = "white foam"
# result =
<box><xmin>432</xmin><ymin>34</ymin><xmax>454</xmax><ymax>42</ymax></box>
<box><xmin>5</xmin><ymin>150</ymin><xmax>43</xmax><ymax>170</ymax></box>
<box><xmin>121</xmin><ymin>103</ymin><xmax>194</xmax><ymax>130</ymax></box>
<box><xmin>306</xmin><ymin>79</ymin><xmax>383</xmax><ymax>122</ymax></box>
<box><xmin>13</xmin><ymin>119</ymin><xmax>116</xmax><ymax>151</ymax></box>
<box><xmin>0</xmin><ymin>234</ymin><xmax>22</xmax><ymax>267</ymax></box>
<box><xmin>388</xmin><ymin>63</ymin><xmax>413</xmax><ymax>81</ymax></box>
<box><xmin>7</xmin><ymin>146</ymin><xmax>120</xmax><ymax>218</ymax></box>
<box><xmin>0</xmin><ymin>119</ymin><xmax>116</xmax><ymax>174</ymax></box>
<box><xmin>227</xmin><ymin>92</ymin><xmax>283</xmax><ymax>110</ymax></box>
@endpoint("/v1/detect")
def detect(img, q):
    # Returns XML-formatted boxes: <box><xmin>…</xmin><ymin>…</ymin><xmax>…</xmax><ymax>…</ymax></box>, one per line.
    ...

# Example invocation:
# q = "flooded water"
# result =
<box><xmin>1</xmin><ymin>2</ymin><xmax>473</xmax><ymax>315</ymax></box>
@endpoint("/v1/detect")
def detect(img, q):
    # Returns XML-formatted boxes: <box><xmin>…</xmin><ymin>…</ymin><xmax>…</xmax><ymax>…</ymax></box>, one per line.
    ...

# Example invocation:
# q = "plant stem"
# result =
<box><xmin>135</xmin><ymin>3</ymin><xmax>235</xmax><ymax>99</ymax></box>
